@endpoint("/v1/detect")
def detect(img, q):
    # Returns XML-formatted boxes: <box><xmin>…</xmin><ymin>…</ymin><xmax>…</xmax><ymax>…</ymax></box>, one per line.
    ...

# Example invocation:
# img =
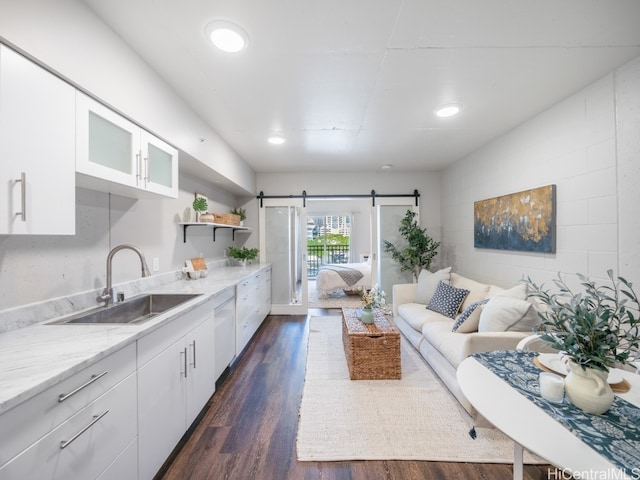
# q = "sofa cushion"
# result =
<box><xmin>452</xmin><ymin>299</ymin><xmax>489</xmax><ymax>333</ymax></box>
<box><xmin>426</xmin><ymin>281</ymin><xmax>469</xmax><ymax>319</ymax></box>
<box><xmin>414</xmin><ymin>267</ymin><xmax>452</xmax><ymax>304</ymax></box>
<box><xmin>478</xmin><ymin>296</ymin><xmax>539</xmax><ymax>332</ymax></box>
<box><xmin>422</xmin><ymin>321</ymin><xmax>469</xmax><ymax>368</ymax></box>
<box><xmin>450</xmin><ymin>273</ymin><xmax>491</xmax><ymax>311</ymax></box>
<box><xmin>397</xmin><ymin>303</ymin><xmax>450</xmax><ymax>332</ymax></box>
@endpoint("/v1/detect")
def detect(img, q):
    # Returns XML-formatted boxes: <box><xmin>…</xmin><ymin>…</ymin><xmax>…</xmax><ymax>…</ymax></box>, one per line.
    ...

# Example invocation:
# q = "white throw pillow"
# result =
<box><xmin>414</xmin><ymin>267</ymin><xmax>452</xmax><ymax>304</ymax></box>
<box><xmin>494</xmin><ymin>283</ymin><xmax>528</xmax><ymax>300</ymax></box>
<box><xmin>478</xmin><ymin>296</ymin><xmax>538</xmax><ymax>332</ymax></box>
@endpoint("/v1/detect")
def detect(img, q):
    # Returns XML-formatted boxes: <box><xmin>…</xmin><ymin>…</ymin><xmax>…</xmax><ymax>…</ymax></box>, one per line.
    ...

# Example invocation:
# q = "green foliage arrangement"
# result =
<box><xmin>383</xmin><ymin>210</ymin><xmax>440</xmax><ymax>281</ymax></box>
<box><xmin>192</xmin><ymin>197</ymin><xmax>208</xmax><ymax>213</ymax></box>
<box><xmin>228</xmin><ymin>246</ymin><xmax>259</xmax><ymax>261</ymax></box>
<box><xmin>231</xmin><ymin>207</ymin><xmax>247</xmax><ymax>221</ymax></box>
<box><xmin>525</xmin><ymin>270</ymin><xmax>640</xmax><ymax>372</ymax></box>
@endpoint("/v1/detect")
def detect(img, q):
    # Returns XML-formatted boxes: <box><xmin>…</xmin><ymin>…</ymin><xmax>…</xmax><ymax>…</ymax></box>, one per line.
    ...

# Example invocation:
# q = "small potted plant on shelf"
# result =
<box><xmin>525</xmin><ymin>269</ymin><xmax>640</xmax><ymax>414</ymax></box>
<box><xmin>228</xmin><ymin>246</ymin><xmax>259</xmax><ymax>266</ymax></box>
<box><xmin>192</xmin><ymin>196</ymin><xmax>208</xmax><ymax>222</ymax></box>
<box><xmin>231</xmin><ymin>207</ymin><xmax>247</xmax><ymax>226</ymax></box>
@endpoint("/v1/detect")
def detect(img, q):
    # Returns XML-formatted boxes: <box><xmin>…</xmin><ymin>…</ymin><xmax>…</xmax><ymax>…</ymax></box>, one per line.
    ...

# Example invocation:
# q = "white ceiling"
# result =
<box><xmin>82</xmin><ymin>0</ymin><xmax>640</xmax><ymax>174</ymax></box>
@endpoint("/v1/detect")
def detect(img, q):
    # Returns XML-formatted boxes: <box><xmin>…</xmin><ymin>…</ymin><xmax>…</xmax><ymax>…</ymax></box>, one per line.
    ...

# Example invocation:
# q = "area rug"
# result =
<box><xmin>296</xmin><ymin>316</ymin><xmax>545</xmax><ymax>463</ymax></box>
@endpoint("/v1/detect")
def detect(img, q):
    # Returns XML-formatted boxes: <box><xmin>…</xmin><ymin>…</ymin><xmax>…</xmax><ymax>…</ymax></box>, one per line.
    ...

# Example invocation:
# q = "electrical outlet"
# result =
<box><xmin>152</xmin><ymin>257</ymin><xmax>160</xmax><ymax>271</ymax></box>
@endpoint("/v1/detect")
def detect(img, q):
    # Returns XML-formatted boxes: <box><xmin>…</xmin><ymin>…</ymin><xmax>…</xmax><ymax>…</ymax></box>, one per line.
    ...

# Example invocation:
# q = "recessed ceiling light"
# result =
<box><xmin>382</xmin><ymin>164</ymin><xmax>393</xmax><ymax>170</ymax></box>
<box><xmin>434</xmin><ymin>103</ymin><xmax>463</xmax><ymax>118</ymax></box>
<box><xmin>205</xmin><ymin>20</ymin><xmax>249</xmax><ymax>53</ymax></box>
<box><xmin>268</xmin><ymin>135</ymin><xmax>285</xmax><ymax>145</ymax></box>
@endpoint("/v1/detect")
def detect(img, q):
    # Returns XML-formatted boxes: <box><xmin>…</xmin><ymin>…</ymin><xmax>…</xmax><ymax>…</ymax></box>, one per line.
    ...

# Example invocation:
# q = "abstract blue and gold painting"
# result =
<box><xmin>474</xmin><ymin>185</ymin><xmax>556</xmax><ymax>253</ymax></box>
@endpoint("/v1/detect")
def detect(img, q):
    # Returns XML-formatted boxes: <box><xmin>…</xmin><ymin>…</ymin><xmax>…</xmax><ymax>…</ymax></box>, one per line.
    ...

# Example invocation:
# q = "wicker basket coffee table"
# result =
<box><xmin>341</xmin><ymin>307</ymin><xmax>401</xmax><ymax>380</ymax></box>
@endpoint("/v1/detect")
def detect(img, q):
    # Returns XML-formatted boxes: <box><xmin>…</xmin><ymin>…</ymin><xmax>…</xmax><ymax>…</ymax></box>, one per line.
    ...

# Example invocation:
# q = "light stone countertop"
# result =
<box><xmin>0</xmin><ymin>263</ymin><xmax>270</xmax><ymax>416</ymax></box>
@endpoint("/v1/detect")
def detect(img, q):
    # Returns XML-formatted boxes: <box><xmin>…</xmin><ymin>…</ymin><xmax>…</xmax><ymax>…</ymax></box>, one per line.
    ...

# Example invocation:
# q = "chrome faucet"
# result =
<box><xmin>98</xmin><ymin>244</ymin><xmax>151</xmax><ymax>306</ymax></box>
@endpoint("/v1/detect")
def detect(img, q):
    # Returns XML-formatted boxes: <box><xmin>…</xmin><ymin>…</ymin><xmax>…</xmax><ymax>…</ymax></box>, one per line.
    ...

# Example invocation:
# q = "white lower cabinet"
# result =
<box><xmin>213</xmin><ymin>289</ymin><xmax>236</xmax><ymax>381</ymax></box>
<box><xmin>137</xmin><ymin>299</ymin><xmax>216</xmax><ymax>480</ymax></box>
<box><xmin>0</xmin><ymin>344</ymin><xmax>137</xmax><ymax>480</ymax></box>
<box><xmin>236</xmin><ymin>267</ymin><xmax>271</xmax><ymax>355</ymax></box>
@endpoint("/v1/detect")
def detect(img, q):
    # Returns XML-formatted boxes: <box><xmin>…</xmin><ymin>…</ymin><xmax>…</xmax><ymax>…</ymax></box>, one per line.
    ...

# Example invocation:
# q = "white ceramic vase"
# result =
<box><xmin>564</xmin><ymin>361</ymin><xmax>614</xmax><ymax>415</ymax></box>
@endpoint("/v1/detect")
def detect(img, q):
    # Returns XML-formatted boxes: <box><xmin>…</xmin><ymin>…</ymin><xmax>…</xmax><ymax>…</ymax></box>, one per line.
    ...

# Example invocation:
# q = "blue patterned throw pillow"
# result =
<box><xmin>452</xmin><ymin>299</ymin><xmax>490</xmax><ymax>332</ymax></box>
<box><xmin>426</xmin><ymin>281</ymin><xmax>470</xmax><ymax>319</ymax></box>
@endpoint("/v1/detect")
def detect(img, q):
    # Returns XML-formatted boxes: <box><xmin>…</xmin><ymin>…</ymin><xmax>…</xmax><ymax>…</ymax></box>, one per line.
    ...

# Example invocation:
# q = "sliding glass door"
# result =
<box><xmin>259</xmin><ymin>199</ymin><xmax>307</xmax><ymax>314</ymax></box>
<box><xmin>371</xmin><ymin>201</ymin><xmax>417</xmax><ymax>298</ymax></box>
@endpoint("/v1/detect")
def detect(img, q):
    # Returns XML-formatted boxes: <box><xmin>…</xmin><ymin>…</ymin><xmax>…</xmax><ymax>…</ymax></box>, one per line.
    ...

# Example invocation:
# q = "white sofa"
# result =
<box><xmin>392</xmin><ymin>268</ymin><xmax>539</xmax><ymax>418</ymax></box>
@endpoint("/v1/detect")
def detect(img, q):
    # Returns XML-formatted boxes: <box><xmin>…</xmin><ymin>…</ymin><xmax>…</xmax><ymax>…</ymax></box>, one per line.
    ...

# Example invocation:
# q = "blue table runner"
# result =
<box><xmin>472</xmin><ymin>350</ymin><xmax>640</xmax><ymax>474</ymax></box>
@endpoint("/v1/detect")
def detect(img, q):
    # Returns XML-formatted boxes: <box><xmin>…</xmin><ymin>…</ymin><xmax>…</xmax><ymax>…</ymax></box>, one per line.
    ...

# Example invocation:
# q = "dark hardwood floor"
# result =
<box><xmin>158</xmin><ymin>309</ymin><xmax>551</xmax><ymax>480</ymax></box>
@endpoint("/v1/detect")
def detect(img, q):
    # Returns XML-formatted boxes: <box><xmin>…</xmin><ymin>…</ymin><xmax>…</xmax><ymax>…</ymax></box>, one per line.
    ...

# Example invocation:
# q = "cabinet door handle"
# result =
<box><xmin>189</xmin><ymin>340</ymin><xmax>197</xmax><ymax>369</ymax></box>
<box><xmin>59</xmin><ymin>410</ymin><xmax>109</xmax><ymax>449</ymax></box>
<box><xmin>15</xmin><ymin>172</ymin><xmax>26</xmax><ymax>221</ymax></box>
<box><xmin>136</xmin><ymin>152</ymin><xmax>142</xmax><ymax>185</ymax></box>
<box><xmin>181</xmin><ymin>348</ymin><xmax>188</xmax><ymax>377</ymax></box>
<box><xmin>144</xmin><ymin>155</ymin><xmax>149</xmax><ymax>185</ymax></box>
<box><xmin>58</xmin><ymin>371</ymin><xmax>108</xmax><ymax>403</ymax></box>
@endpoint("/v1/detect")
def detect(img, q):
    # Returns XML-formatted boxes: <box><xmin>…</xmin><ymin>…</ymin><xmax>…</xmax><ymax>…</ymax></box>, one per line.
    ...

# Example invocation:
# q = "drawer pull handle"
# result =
<box><xmin>15</xmin><ymin>172</ymin><xmax>26</xmax><ymax>221</ymax></box>
<box><xmin>181</xmin><ymin>348</ymin><xmax>188</xmax><ymax>377</ymax></box>
<box><xmin>59</xmin><ymin>410</ymin><xmax>109</xmax><ymax>449</ymax></box>
<box><xmin>190</xmin><ymin>340</ymin><xmax>197</xmax><ymax>369</ymax></box>
<box><xmin>58</xmin><ymin>371</ymin><xmax>108</xmax><ymax>403</ymax></box>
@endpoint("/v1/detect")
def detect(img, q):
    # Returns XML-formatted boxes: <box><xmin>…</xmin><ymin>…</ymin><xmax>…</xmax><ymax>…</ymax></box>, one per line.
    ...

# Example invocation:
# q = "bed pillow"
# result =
<box><xmin>414</xmin><ymin>267</ymin><xmax>452</xmax><ymax>305</ymax></box>
<box><xmin>452</xmin><ymin>299</ymin><xmax>490</xmax><ymax>333</ymax></box>
<box><xmin>426</xmin><ymin>281</ymin><xmax>470</xmax><ymax>319</ymax></box>
<box><xmin>477</xmin><ymin>296</ymin><xmax>539</xmax><ymax>332</ymax></box>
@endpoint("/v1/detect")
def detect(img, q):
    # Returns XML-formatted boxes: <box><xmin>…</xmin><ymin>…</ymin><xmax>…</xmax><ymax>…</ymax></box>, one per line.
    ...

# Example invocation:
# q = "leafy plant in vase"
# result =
<box><xmin>228</xmin><ymin>246</ymin><xmax>259</xmax><ymax>266</ymax></box>
<box><xmin>192</xmin><ymin>197</ymin><xmax>208</xmax><ymax>222</ymax></box>
<box><xmin>525</xmin><ymin>270</ymin><xmax>640</xmax><ymax>414</ymax></box>
<box><xmin>359</xmin><ymin>284</ymin><xmax>386</xmax><ymax>324</ymax></box>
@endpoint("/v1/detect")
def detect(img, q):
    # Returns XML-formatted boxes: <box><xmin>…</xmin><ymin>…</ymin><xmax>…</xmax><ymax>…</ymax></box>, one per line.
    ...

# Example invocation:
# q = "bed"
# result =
<box><xmin>315</xmin><ymin>259</ymin><xmax>372</xmax><ymax>298</ymax></box>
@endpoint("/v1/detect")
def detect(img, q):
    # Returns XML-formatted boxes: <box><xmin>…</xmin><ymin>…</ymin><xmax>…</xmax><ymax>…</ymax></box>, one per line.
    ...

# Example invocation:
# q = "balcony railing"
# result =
<box><xmin>307</xmin><ymin>244</ymin><xmax>350</xmax><ymax>278</ymax></box>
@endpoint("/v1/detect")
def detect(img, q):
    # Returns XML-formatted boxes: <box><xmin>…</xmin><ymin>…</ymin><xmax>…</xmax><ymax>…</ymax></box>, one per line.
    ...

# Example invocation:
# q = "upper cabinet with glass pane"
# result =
<box><xmin>76</xmin><ymin>92</ymin><xmax>178</xmax><ymax>198</ymax></box>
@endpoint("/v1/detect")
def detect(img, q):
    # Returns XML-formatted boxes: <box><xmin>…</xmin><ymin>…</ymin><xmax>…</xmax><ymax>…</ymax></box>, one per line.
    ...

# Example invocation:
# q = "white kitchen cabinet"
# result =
<box><xmin>76</xmin><ymin>92</ymin><xmax>178</xmax><ymax>198</ymax></box>
<box><xmin>0</xmin><ymin>343</ymin><xmax>137</xmax><ymax>480</ymax></box>
<box><xmin>0</xmin><ymin>45</ymin><xmax>75</xmax><ymax>235</ymax></box>
<box><xmin>213</xmin><ymin>289</ymin><xmax>236</xmax><ymax>380</ymax></box>
<box><xmin>137</xmin><ymin>299</ymin><xmax>216</xmax><ymax>480</ymax></box>
<box><xmin>236</xmin><ymin>267</ymin><xmax>271</xmax><ymax>355</ymax></box>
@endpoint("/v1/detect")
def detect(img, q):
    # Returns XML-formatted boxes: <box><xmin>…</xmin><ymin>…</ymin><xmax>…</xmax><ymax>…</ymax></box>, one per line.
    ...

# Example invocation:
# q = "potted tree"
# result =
<box><xmin>525</xmin><ymin>270</ymin><xmax>640</xmax><ymax>414</ymax></box>
<box><xmin>383</xmin><ymin>210</ymin><xmax>440</xmax><ymax>281</ymax></box>
<box><xmin>228</xmin><ymin>246</ymin><xmax>259</xmax><ymax>266</ymax></box>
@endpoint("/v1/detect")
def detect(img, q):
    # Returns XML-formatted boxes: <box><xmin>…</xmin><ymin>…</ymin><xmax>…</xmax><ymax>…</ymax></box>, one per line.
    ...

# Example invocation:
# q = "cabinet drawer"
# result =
<box><xmin>137</xmin><ymin>298</ymin><xmax>213</xmax><ymax>367</ymax></box>
<box><xmin>0</xmin><ymin>372</ymin><xmax>137</xmax><ymax>480</ymax></box>
<box><xmin>0</xmin><ymin>342</ymin><xmax>136</xmax><ymax>466</ymax></box>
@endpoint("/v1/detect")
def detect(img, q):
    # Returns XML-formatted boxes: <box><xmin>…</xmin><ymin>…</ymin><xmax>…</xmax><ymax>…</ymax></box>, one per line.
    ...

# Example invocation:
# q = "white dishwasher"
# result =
<box><xmin>212</xmin><ymin>289</ymin><xmax>236</xmax><ymax>380</ymax></box>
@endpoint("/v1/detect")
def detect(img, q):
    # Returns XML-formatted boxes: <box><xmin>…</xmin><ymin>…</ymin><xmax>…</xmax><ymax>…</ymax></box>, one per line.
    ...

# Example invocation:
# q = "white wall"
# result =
<box><xmin>257</xmin><ymin>171</ymin><xmax>441</xmax><ymax>235</ymax></box>
<box><xmin>0</xmin><ymin>176</ymin><xmax>242</xmax><ymax>310</ymax></box>
<box><xmin>440</xmin><ymin>55</ymin><xmax>640</xmax><ymax>291</ymax></box>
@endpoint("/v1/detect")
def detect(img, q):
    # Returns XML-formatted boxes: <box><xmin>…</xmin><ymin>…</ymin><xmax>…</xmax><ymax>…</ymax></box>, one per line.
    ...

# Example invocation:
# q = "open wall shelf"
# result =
<box><xmin>179</xmin><ymin>222</ymin><xmax>251</xmax><ymax>242</ymax></box>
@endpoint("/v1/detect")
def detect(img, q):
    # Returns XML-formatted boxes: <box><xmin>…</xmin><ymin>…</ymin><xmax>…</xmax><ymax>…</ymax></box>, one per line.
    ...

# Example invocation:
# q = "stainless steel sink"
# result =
<box><xmin>48</xmin><ymin>293</ymin><xmax>202</xmax><ymax>325</ymax></box>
